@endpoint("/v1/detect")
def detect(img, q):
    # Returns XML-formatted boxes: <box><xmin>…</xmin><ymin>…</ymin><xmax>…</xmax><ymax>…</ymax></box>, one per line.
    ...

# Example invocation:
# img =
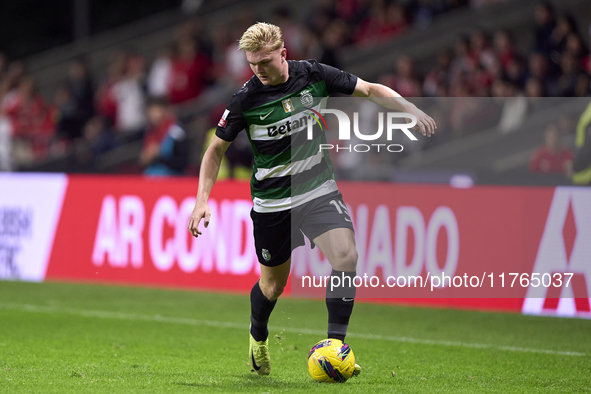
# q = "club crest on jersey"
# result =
<box><xmin>300</xmin><ymin>90</ymin><xmax>313</xmax><ymax>108</ymax></box>
<box><xmin>218</xmin><ymin>109</ymin><xmax>229</xmax><ymax>127</ymax></box>
<box><xmin>282</xmin><ymin>98</ymin><xmax>295</xmax><ymax>113</ymax></box>
<box><xmin>262</xmin><ymin>249</ymin><xmax>271</xmax><ymax>262</ymax></box>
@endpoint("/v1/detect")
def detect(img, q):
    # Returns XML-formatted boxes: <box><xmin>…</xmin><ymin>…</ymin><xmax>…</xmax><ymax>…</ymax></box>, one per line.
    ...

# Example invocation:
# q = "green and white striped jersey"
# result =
<box><xmin>216</xmin><ymin>60</ymin><xmax>357</xmax><ymax>212</ymax></box>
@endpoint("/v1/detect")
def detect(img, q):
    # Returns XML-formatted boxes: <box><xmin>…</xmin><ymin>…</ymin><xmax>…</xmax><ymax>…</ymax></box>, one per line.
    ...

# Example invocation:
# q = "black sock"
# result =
<box><xmin>250</xmin><ymin>281</ymin><xmax>277</xmax><ymax>341</ymax></box>
<box><xmin>326</xmin><ymin>269</ymin><xmax>356</xmax><ymax>341</ymax></box>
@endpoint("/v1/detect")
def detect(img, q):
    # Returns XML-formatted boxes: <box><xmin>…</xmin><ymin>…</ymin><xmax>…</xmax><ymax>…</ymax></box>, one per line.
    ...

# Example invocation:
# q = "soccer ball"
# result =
<box><xmin>307</xmin><ymin>339</ymin><xmax>355</xmax><ymax>383</ymax></box>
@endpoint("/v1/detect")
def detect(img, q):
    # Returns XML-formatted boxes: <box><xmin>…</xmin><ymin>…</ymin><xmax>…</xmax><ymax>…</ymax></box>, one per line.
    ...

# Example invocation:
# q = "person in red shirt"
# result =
<box><xmin>529</xmin><ymin>122</ymin><xmax>574</xmax><ymax>175</ymax></box>
<box><xmin>355</xmin><ymin>2</ymin><xmax>407</xmax><ymax>46</ymax></box>
<box><xmin>4</xmin><ymin>76</ymin><xmax>54</xmax><ymax>161</ymax></box>
<box><xmin>168</xmin><ymin>37</ymin><xmax>212</xmax><ymax>104</ymax></box>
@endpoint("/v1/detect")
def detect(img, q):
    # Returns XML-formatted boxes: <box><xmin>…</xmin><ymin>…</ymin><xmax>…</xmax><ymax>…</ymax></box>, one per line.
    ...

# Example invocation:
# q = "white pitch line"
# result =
<box><xmin>0</xmin><ymin>302</ymin><xmax>586</xmax><ymax>357</ymax></box>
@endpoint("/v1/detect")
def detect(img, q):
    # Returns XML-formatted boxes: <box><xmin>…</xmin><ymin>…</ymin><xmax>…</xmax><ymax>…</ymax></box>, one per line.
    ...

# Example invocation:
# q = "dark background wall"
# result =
<box><xmin>0</xmin><ymin>0</ymin><xmax>182</xmax><ymax>60</ymax></box>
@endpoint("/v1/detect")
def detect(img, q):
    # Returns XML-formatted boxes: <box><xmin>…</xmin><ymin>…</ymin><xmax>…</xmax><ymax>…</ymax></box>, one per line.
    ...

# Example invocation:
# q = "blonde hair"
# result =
<box><xmin>238</xmin><ymin>22</ymin><xmax>284</xmax><ymax>52</ymax></box>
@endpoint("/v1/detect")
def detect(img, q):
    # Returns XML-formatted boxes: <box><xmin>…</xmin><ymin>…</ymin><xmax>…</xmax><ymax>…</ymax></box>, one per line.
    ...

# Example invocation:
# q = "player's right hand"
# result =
<box><xmin>187</xmin><ymin>203</ymin><xmax>211</xmax><ymax>238</ymax></box>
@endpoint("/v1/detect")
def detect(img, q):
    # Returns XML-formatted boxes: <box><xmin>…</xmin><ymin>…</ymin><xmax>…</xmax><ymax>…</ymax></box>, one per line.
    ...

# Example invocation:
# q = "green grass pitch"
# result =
<box><xmin>0</xmin><ymin>281</ymin><xmax>589</xmax><ymax>393</ymax></box>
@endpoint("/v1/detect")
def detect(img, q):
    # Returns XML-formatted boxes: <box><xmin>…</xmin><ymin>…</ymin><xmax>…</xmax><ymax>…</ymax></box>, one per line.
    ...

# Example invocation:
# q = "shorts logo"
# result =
<box><xmin>261</xmin><ymin>249</ymin><xmax>271</xmax><ymax>262</ymax></box>
<box><xmin>281</xmin><ymin>98</ymin><xmax>294</xmax><ymax>113</ymax></box>
<box><xmin>300</xmin><ymin>90</ymin><xmax>313</xmax><ymax>108</ymax></box>
<box><xmin>218</xmin><ymin>109</ymin><xmax>229</xmax><ymax>127</ymax></box>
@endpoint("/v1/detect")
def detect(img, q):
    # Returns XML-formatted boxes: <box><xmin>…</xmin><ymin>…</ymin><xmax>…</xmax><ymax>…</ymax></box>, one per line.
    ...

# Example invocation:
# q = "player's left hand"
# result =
<box><xmin>405</xmin><ymin>103</ymin><xmax>437</xmax><ymax>138</ymax></box>
<box><xmin>187</xmin><ymin>203</ymin><xmax>211</xmax><ymax>238</ymax></box>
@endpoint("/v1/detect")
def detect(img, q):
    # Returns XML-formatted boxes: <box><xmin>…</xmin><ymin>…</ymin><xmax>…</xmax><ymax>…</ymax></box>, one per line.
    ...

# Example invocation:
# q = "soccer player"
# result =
<box><xmin>187</xmin><ymin>22</ymin><xmax>436</xmax><ymax>376</ymax></box>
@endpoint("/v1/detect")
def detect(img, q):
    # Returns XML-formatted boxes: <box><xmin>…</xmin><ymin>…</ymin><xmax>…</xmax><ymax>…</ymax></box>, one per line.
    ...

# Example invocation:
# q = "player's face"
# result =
<box><xmin>246</xmin><ymin>47</ymin><xmax>287</xmax><ymax>85</ymax></box>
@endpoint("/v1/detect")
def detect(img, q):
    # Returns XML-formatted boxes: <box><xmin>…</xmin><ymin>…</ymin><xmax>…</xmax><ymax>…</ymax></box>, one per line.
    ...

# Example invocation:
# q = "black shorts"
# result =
<box><xmin>250</xmin><ymin>191</ymin><xmax>355</xmax><ymax>267</ymax></box>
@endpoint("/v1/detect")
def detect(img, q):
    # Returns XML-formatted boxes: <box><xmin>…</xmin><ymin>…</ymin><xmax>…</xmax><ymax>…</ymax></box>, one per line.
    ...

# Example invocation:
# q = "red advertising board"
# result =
<box><xmin>46</xmin><ymin>176</ymin><xmax>261</xmax><ymax>293</ymax></box>
<box><xmin>1</xmin><ymin>174</ymin><xmax>588</xmax><ymax>318</ymax></box>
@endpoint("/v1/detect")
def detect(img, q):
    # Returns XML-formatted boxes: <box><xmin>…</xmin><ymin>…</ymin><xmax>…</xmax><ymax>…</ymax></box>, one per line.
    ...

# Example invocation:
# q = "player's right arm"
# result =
<box><xmin>187</xmin><ymin>136</ymin><xmax>232</xmax><ymax>237</ymax></box>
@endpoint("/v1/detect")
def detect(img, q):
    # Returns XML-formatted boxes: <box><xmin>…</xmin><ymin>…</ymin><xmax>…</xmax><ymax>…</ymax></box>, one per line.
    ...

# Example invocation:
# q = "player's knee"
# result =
<box><xmin>260</xmin><ymin>280</ymin><xmax>286</xmax><ymax>301</ymax></box>
<box><xmin>331</xmin><ymin>245</ymin><xmax>358</xmax><ymax>272</ymax></box>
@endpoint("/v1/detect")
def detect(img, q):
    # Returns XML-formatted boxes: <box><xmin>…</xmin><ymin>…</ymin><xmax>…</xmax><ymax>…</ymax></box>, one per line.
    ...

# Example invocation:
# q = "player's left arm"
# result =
<box><xmin>352</xmin><ymin>78</ymin><xmax>437</xmax><ymax>137</ymax></box>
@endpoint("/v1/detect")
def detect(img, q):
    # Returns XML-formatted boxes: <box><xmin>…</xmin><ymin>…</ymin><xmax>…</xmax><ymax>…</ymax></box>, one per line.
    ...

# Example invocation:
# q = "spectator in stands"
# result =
<box><xmin>305</xmin><ymin>0</ymin><xmax>338</xmax><ymax>39</ymax></box>
<box><xmin>493</xmin><ymin>79</ymin><xmax>527</xmax><ymax>134</ymax></box>
<box><xmin>225</xmin><ymin>28</ymin><xmax>252</xmax><ymax>84</ymax></box>
<box><xmin>470</xmin><ymin>29</ymin><xmax>497</xmax><ymax>72</ymax></box>
<box><xmin>71</xmin><ymin>116</ymin><xmax>116</xmax><ymax>172</ymax></box>
<box><xmin>56</xmin><ymin>58</ymin><xmax>95</xmax><ymax>140</ymax></box>
<box><xmin>529</xmin><ymin>122</ymin><xmax>573</xmax><ymax>175</ymax></box>
<box><xmin>573</xmin><ymin>73</ymin><xmax>590</xmax><ymax>97</ymax></box>
<box><xmin>565</xmin><ymin>33</ymin><xmax>588</xmax><ymax>66</ymax></box>
<box><xmin>273</xmin><ymin>6</ymin><xmax>306</xmax><ymax>60</ymax></box>
<box><xmin>54</xmin><ymin>86</ymin><xmax>78</xmax><ymax>142</ymax></box>
<box><xmin>3</xmin><ymin>61</ymin><xmax>26</xmax><ymax>93</ymax></box>
<box><xmin>413</xmin><ymin>0</ymin><xmax>442</xmax><ymax>28</ymax></box>
<box><xmin>111</xmin><ymin>53</ymin><xmax>147</xmax><ymax>141</ymax></box>
<box><xmin>5</xmin><ymin>1</ymin><xmax>590</xmax><ymax>173</ymax></box>
<box><xmin>471</xmin><ymin>63</ymin><xmax>494</xmax><ymax>96</ymax></box>
<box><xmin>3</xmin><ymin>76</ymin><xmax>54</xmax><ymax>164</ymax></box>
<box><xmin>316</xmin><ymin>20</ymin><xmax>348</xmax><ymax>68</ymax></box>
<box><xmin>449</xmin><ymin>35</ymin><xmax>474</xmax><ymax>86</ymax></box>
<box><xmin>168</xmin><ymin>37</ymin><xmax>212</xmax><ymax>104</ymax></box>
<box><xmin>355</xmin><ymin>1</ymin><xmax>407</xmax><ymax>45</ymax></box>
<box><xmin>504</xmin><ymin>56</ymin><xmax>527</xmax><ymax>89</ymax></box>
<box><xmin>449</xmin><ymin>83</ymin><xmax>501</xmax><ymax>137</ymax></box>
<box><xmin>423</xmin><ymin>49</ymin><xmax>452</xmax><ymax>97</ymax></box>
<box><xmin>533</xmin><ymin>1</ymin><xmax>556</xmax><ymax>57</ymax></box>
<box><xmin>139</xmin><ymin>96</ymin><xmax>188</xmax><ymax>176</ymax></box>
<box><xmin>557</xmin><ymin>114</ymin><xmax>575</xmax><ymax>137</ymax></box>
<box><xmin>493</xmin><ymin>30</ymin><xmax>516</xmax><ymax>72</ymax></box>
<box><xmin>524</xmin><ymin>76</ymin><xmax>556</xmax><ymax>114</ymax></box>
<box><xmin>524</xmin><ymin>77</ymin><xmax>546</xmax><ymax>98</ymax></box>
<box><xmin>382</xmin><ymin>54</ymin><xmax>422</xmax><ymax>97</ymax></box>
<box><xmin>222</xmin><ymin>10</ymin><xmax>259</xmax><ymax>86</ymax></box>
<box><xmin>385</xmin><ymin>3</ymin><xmax>408</xmax><ymax>36</ymax></box>
<box><xmin>549</xmin><ymin>15</ymin><xmax>578</xmax><ymax>57</ymax></box>
<box><xmin>96</xmin><ymin>50</ymin><xmax>128</xmax><ymax>128</ymax></box>
<box><xmin>147</xmin><ymin>46</ymin><xmax>173</xmax><ymax>98</ymax></box>
<box><xmin>527</xmin><ymin>52</ymin><xmax>558</xmax><ymax>96</ymax></box>
<box><xmin>557</xmin><ymin>52</ymin><xmax>584</xmax><ymax>96</ymax></box>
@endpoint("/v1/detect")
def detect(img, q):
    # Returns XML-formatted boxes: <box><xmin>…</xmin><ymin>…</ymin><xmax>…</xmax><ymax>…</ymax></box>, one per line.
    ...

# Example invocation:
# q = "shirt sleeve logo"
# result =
<box><xmin>218</xmin><ymin>109</ymin><xmax>230</xmax><ymax>127</ymax></box>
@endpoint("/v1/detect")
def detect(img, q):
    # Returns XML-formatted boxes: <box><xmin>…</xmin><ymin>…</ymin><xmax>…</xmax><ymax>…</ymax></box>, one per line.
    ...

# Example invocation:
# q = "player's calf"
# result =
<box><xmin>326</xmin><ymin>269</ymin><xmax>356</xmax><ymax>341</ymax></box>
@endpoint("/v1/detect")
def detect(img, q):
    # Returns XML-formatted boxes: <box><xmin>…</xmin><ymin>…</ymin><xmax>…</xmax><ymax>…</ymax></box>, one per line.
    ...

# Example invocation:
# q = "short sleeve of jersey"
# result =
<box><xmin>317</xmin><ymin>62</ymin><xmax>358</xmax><ymax>96</ymax></box>
<box><xmin>215</xmin><ymin>94</ymin><xmax>246</xmax><ymax>142</ymax></box>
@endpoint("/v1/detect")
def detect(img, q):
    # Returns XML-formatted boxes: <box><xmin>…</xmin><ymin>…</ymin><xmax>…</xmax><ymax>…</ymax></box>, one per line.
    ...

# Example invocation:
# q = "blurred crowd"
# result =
<box><xmin>387</xmin><ymin>2</ymin><xmax>591</xmax><ymax>99</ymax></box>
<box><xmin>0</xmin><ymin>0</ymin><xmax>589</xmax><ymax>176</ymax></box>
